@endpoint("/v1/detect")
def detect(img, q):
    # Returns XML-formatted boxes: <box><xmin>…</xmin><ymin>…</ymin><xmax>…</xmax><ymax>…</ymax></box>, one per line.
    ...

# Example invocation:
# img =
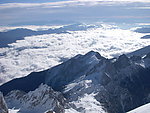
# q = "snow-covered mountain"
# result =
<box><xmin>5</xmin><ymin>84</ymin><xmax>67</xmax><ymax>113</ymax></box>
<box><xmin>0</xmin><ymin>46</ymin><xmax>150</xmax><ymax>113</ymax></box>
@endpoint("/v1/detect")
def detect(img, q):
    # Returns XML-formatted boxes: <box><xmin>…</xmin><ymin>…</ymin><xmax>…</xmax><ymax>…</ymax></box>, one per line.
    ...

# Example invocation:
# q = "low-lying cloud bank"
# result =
<box><xmin>0</xmin><ymin>24</ymin><xmax>149</xmax><ymax>85</ymax></box>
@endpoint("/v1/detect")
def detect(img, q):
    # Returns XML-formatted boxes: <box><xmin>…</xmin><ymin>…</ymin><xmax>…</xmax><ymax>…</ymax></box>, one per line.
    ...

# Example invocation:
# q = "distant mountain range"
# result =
<box><xmin>134</xmin><ymin>27</ymin><xmax>150</xmax><ymax>39</ymax></box>
<box><xmin>141</xmin><ymin>35</ymin><xmax>150</xmax><ymax>39</ymax></box>
<box><xmin>0</xmin><ymin>24</ymin><xmax>96</xmax><ymax>48</ymax></box>
<box><xmin>0</xmin><ymin>46</ymin><xmax>150</xmax><ymax>113</ymax></box>
<box><xmin>134</xmin><ymin>27</ymin><xmax>150</xmax><ymax>33</ymax></box>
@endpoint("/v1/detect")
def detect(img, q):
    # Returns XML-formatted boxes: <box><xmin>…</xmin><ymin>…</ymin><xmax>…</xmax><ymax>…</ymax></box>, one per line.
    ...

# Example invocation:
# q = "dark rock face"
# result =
<box><xmin>120</xmin><ymin>67</ymin><xmax>150</xmax><ymax>109</ymax></box>
<box><xmin>144</xmin><ymin>52</ymin><xmax>150</xmax><ymax>59</ymax></box>
<box><xmin>130</xmin><ymin>55</ymin><xmax>142</xmax><ymax>62</ymax></box>
<box><xmin>114</xmin><ymin>54</ymin><xmax>131</xmax><ymax>70</ymax></box>
<box><xmin>0</xmin><ymin>71</ymin><xmax>46</xmax><ymax>95</ymax></box>
<box><xmin>0</xmin><ymin>92</ymin><xmax>8</xmax><ymax>113</ymax></box>
<box><xmin>95</xmin><ymin>89</ymin><xmax>126</xmax><ymax>113</ymax></box>
<box><xmin>95</xmin><ymin>54</ymin><xmax>150</xmax><ymax>113</ymax></box>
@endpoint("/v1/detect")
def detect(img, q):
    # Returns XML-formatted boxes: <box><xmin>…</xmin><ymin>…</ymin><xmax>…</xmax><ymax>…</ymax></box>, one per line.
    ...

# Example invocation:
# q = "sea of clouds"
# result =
<box><xmin>0</xmin><ymin>24</ymin><xmax>150</xmax><ymax>84</ymax></box>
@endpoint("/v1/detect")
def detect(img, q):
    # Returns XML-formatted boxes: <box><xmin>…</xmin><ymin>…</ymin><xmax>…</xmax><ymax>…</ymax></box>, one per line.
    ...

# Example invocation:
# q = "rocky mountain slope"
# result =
<box><xmin>0</xmin><ymin>92</ymin><xmax>8</xmax><ymax>113</ymax></box>
<box><xmin>5</xmin><ymin>84</ymin><xmax>67</xmax><ymax>113</ymax></box>
<box><xmin>0</xmin><ymin>51</ymin><xmax>102</xmax><ymax>95</ymax></box>
<box><xmin>0</xmin><ymin>46</ymin><xmax>150</xmax><ymax>113</ymax></box>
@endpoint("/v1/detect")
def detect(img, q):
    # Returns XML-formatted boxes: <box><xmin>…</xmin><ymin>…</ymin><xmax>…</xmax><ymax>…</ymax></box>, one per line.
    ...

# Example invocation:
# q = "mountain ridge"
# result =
<box><xmin>0</xmin><ymin>23</ymin><xmax>96</xmax><ymax>48</ymax></box>
<box><xmin>0</xmin><ymin>46</ymin><xmax>150</xmax><ymax>113</ymax></box>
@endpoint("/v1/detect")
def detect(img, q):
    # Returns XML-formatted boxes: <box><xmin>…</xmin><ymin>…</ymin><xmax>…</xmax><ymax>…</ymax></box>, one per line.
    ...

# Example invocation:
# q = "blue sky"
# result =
<box><xmin>0</xmin><ymin>0</ymin><xmax>150</xmax><ymax>26</ymax></box>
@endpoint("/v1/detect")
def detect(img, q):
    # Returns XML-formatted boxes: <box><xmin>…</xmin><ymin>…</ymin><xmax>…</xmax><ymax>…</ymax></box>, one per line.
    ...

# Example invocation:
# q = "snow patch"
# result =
<box><xmin>127</xmin><ymin>103</ymin><xmax>150</xmax><ymax>113</ymax></box>
<box><xmin>9</xmin><ymin>108</ymin><xmax>20</xmax><ymax>113</ymax></box>
<box><xmin>71</xmin><ymin>93</ymin><xmax>106</xmax><ymax>113</ymax></box>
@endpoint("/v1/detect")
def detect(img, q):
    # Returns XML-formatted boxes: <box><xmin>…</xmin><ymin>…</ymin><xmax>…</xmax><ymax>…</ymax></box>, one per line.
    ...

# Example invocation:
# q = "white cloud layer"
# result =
<box><xmin>0</xmin><ymin>25</ymin><xmax>63</xmax><ymax>32</ymax></box>
<box><xmin>0</xmin><ymin>0</ymin><xmax>150</xmax><ymax>9</ymax></box>
<box><xmin>0</xmin><ymin>24</ymin><xmax>150</xmax><ymax>85</ymax></box>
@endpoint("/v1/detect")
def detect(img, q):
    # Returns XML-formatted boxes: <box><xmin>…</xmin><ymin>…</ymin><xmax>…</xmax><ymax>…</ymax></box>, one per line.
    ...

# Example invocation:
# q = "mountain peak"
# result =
<box><xmin>114</xmin><ymin>54</ymin><xmax>130</xmax><ymax>69</ymax></box>
<box><xmin>85</xmin><ymin>51</ymin><xmax>103</xmax><ymax>59</ymax></box>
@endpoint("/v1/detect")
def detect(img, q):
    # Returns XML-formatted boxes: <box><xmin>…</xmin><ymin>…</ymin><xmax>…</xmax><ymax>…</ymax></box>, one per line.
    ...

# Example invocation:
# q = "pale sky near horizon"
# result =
<box><xmin>0</xmin><ymin>0</ymin><xmax>150</xmax><ymax>25</ymax></box>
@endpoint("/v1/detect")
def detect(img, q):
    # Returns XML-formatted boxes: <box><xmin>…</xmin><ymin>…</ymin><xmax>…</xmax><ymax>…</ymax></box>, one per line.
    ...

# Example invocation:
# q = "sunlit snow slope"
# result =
<box><xmin>127</xmin><ymin>103</ymin><xmax>150</xmax><ymax>113</ymax></box>
<box><xmin>0</xmin><ymin>24</ymin><xmax>150</xmax><ymax>84</ymax></box>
